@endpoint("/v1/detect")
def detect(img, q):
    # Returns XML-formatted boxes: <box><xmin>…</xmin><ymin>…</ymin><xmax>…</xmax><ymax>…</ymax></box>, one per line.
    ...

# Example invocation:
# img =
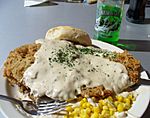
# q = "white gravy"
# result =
<box><xmin>23</xmin><ymin>39</ymin><xmax>132</xmax><ymax>100</ymax></box>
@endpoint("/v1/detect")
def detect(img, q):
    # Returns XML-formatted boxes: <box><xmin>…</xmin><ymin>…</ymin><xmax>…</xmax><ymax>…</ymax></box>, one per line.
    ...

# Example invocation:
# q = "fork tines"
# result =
<box><xmin>37</xmin><ymin>101</ymin><xmax>68</xmax><ymax>115</ymax></box>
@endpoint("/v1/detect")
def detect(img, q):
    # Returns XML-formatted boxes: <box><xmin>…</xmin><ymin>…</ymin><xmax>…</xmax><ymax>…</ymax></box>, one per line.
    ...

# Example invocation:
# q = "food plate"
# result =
<box><xmin>0</xmin><ymin>40</ymin><xmax>150</xmax><ymax>118</ymax></box>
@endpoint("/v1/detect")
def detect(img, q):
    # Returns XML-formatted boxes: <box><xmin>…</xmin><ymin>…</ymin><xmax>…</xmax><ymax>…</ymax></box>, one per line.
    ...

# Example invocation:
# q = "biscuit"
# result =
<box><xmin>45</xmin><ymin>26</ymin><xmax>92</xmax><ymax>46</ymax></box>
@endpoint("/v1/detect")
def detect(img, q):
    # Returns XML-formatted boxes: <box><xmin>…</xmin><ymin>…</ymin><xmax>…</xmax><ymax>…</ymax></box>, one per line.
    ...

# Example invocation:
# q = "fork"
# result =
<box><xmin>0</xmin><ymin>95</ymin><xmax>68</xmax><ymax>115</ymax></box>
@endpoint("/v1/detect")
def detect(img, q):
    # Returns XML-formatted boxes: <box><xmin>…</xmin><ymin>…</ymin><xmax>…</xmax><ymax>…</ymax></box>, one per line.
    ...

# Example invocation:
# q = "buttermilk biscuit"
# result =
<box><xmin>45</xmin><ymin>26</ymin><xmax>92</xmax><ymax>46</ymax></box>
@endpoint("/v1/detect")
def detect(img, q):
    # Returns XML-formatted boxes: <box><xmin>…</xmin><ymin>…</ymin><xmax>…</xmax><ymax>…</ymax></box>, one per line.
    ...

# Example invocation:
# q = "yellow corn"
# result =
<box><xmin>128</xmin><ymin>94</ymin><xmax>133</xmax><ymax>99</ymax></box>
<box><xmin>124</xmin><ymin>103</ymin><xmax>131</xmax><ymax>110</ymax></box>
<box><xmin>81</xmin><ymin>103</ymin><xmax>87</xmax><ymax>109</ymax></box>
<box><xmin>107</xmin><ymin>103</ymin><xmax>113</xmax><ymax>109</ymax></box>
<box><xmin>116</xmin><ymin>95</ymin><xmax>124</xmax><ymax>102</ymax></box>
<box><xmin>99</xmin><ymin>100</ymin><xmax>106</xmax><ymax>106</ymax></box>
<box><xmin>109</xmin><ymin>108</ymin><xmax>116</xmax><ymax>112</ymax></box>
<box><xmin>132</xmin><ymin>97</ymin><xmax>136</xmax><ymax>101</ymax></box>
<box><xmin>82</xmin><ymin>98</ymin><xmax>87</xmax><ymax>102</ymax></box>
<box><xmin>114</xmin><ymin>101</ymin><xmax>120</xmax><ymax>107</ymax></box>
<box><xmin>80</xmin><ymin>100</ymin><xmax>84</xmax><ymax>106</ymax></box>
<box><xmin>91</xmin><ymin>112</ymin><xmax>99</xmax><ymax>118</ymax></box>
<box><xmin>99</xmin><ymin>114</ymin><xmax>104</xmax><ymax>118</ymax></box>
<box><xmin>86</xmin><ymin>102</ymin><xmax>91</xmax><ymax>108</ymax></box>
<box><xmin>101</xmin><ymin>109</ymin><xmax>110</xmax><ymax>116</ymax></box>
<box><xmin>103</xmin><ymin>105</ymin><xmax>109</xmax><ymax>110</ymax></box>
<box><xmin>109</xmin><ymin>110</ymin><xmax>114</xmax><ymax>116</ymax></box>
<box><xmin>66</xmin><ymin>106</ymin><xmax>73</xmax><ymax>112</ymax></box>
<box><xmin>117</xmin><ymin>103</ymin><xmax>125</xmax><ymax>112</ymax></box>
<box><xmin>80</xmin><ymin>113</ymin><xmax>89</xmax><ymax>118</ymax></box>
<box><xmin>107</xmin><ymin>96</ymin><xmax>113</xmax><ymax>102</ymax></box>
<box><xmin>93</xmin><ymin>106</ymin><xmax>100</xmax><ymax>113</ymax></box>
<box><xmin>124</xmin><ymin>98</ymin><xmax>131</xmax><ymax>104</ymax></box>
<box><xmin>80</xmin><ymin>109</ymin><xmax>85</xmax><ymax>114</ymax></box>
<box><xmin>64</xmin><ymin>93</ymin><xmax>136</xmax><ymax>118</ymax></box>
<box><xmin>74</xmin><ymin>107</ymin><xmax>80</xmax><ymax>114</ymax></box>
<box><xmin>85</xmin><ymin>107</ymin><xmax>91</xmax><ymax>114</ymax></box>
<box><xmin>64</xmin><ymin>115</ymin><xmax>68</xmax><ymax>118</ymax></box>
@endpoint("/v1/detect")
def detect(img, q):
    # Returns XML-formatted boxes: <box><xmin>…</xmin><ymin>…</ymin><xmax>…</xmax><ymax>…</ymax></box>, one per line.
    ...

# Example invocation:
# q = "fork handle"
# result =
<box><xmin>0</xmin><ymin>95</ymin><xmax>22</xmax><ymax>105</ymax></box>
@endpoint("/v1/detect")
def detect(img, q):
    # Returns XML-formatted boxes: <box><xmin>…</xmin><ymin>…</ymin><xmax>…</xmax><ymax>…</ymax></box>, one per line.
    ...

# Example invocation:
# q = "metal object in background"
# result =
<box><xmin>66</xmin><ymin>0</ymin><xmax>84</xmax><ymax>3</ymax></box>
<box><xmin>118</xmin><ymin>39</ymin><xmax>150</xmax><ymax>52</ymax></box>
<box><xmin>126</xmin><ymin>0</ymin><xmax>148</xmax><ymax>24</ymax></box>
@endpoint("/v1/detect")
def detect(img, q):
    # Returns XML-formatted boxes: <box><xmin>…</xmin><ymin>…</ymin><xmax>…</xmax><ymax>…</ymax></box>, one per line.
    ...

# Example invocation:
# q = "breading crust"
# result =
<box><xmin>3</xmin><ymin>43</ymin><xmax>41</xmax><ymax>93</ymax></box>
<box><xmin>113</xmin><ymin>51</ymin><xmax>140</xmax><ymax>83</ymax></box>
<box><xmin>81</xmin><ymin>85</ymin><xmax>113</xmax><ymax>98</ymax></box>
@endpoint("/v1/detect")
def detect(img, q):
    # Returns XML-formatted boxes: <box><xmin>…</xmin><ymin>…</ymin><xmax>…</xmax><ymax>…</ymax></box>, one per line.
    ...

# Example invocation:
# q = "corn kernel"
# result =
<box><xmin>98</xmin><ymin>101</ymin><xmax>103</xmax><ymax>108</ymax></box>
<box><xmin>128</xmin><ymin>94</ymin><xmax>133</xmax><ymax>99</ymax></box>
<box><xmin>99</xmin><ymin>114</ymin><xmax>104</xmax><ymax>118</ymax></box>
<box><xmin>93</xmin><ymin>106</ymin><xmax>100</xmax><ymax>113</ymax></box>
<box><xmin>74</xmin><ymin>116</ymin><xmax>80</xmax><ymax>118</ymax></box>
<box><xmin>114</xmin><ymin>101</ymin><xmax>119</xmax><ymax>107</ymax></box>
<box><xmin>109</xmin><ymin>108</ymin><xmax>116</xmax><ymax>112</ymax></box>
<box><xmin>85</xmin><ymin>107</ymin><xmax>91</xmax><ymax>114</ymax></box>
<box><xmin>92</xmin><ymin>97</ymin><xmax>97</xmax><ymax>102</ymax></box>
<box><xmin>82</xmin><ymin>103</ymin><xmax>87</xmax><ymax>109</ymax></box>
<box><xmin>116</xmin><ymin>96</ymin><xmax>124</xmax><ymax>102</ymax></box>
<box><xmin>70</xmin><ymin>111</ymin><xmax>75</xmax><ymax>116</ymax></box>
<box><xmin>132</xmin><ymin>97</ymin><xmax>136</xmax><ymax>101</ymax></box>
<box><xmin>109</xmin><ymin>110</ymin><xmax>114</xmax><ymax>115</ymax></box>
<box><xmin>99</xmin><ymin>100</ymin><xmax>105</xmax><ymax>106</ymax></box>
<box><xmin>99</xmin><ymin>100</ymin><xmax>103</xmax><ymax>103</ymax></box>
<box><xmin>74</xmin><ymin>107</ymin><xmax>80</xmax><ymax>114</ymax></box>
<box><xmin>80</xmin><ymin>113</ymin><xmax>89</xmax><ymax>118</ymax></box>
<box><xmin>82</xmin><ymin>98</ymin><xmax>87</xmax><ymax>102</ymax></box>
<box><xmin>103</xmin><ymin>106</ymin><xmax>109</xmax><ymax>110</ymax></box>
<box><xmin>124</xmin><ymin>103</ymin><xmax>131</xmax><ymax>110</ymax></box>
<box><xmin>90</xmin><ymin>105</ymin><xmax>93</xmax><ymax>109</ymax></box>
<box><xmin>124</xmin><ymin>98</ymin><xmax>131</xmax><ymax>104</ymax></box>
<box><xmin>101</xmin><ymin>110</ymin><xmax>110</xmax><ymax>116</ymax></box>
<box><xmin>80</xmin><ymin>109</ymin><xmax>85</xmax><ymax>114</ymax></box>
<box><xmin>68</xmin><ymin>112</ymin><xmax>74</xmax><ymax>117</ymax></box>
<box><xmin>66</xmin><ymin>106</ymin><xmax>73</xmax><ymax>112</ymax></box>
<box><xmin>64</xmin><ymin>115</ymin><xmax>68</xmax><ymax>118</ymax></box>
<box><xmin>86</xmin><ymin>102</ymin><xmax>91</xmax><ymax>108</ymax></box>
<box><xmin>98</xmin><ymin>105</ymin><xmax>103</xmax><ymax>111</ymax></box>
<box><xmin>80</xmin><ymin>101</ymin><xmax>84</xmax><ymax>106</ymax></box>
<box><xmin>91</xmin><ymin>112</ymin><xmax>99</xmax><ymax>118</ymax></box>
<box><xmin>107</xmin><ymin>103</ymin><xmax>113</xmax><ymax>109</ymax></box>
<box><xmin>107</xmin><ymin>96</ymin><xmax>113</xmax><ymax>102</ymax></box>
<box><xmin>104</xmin><ymin>113</ymin><xmax>110</xmax><ymax>117</ymax></box>
<box><xmin>117</xmin><ymin>103</ymin><xmax>124</xmax><ymax>112</ymax></box>
<box><xmin>111</xmin><ymin>116</ymin><xmax>117</xmax><ymax>118</ymax></box>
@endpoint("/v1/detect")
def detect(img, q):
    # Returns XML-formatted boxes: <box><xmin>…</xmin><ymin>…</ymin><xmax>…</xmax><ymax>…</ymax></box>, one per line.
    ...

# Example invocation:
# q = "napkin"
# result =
<box><xmin>24</xmin><ymin>0</ymin><xmax>50</xmax><ymax>7</ymax></box>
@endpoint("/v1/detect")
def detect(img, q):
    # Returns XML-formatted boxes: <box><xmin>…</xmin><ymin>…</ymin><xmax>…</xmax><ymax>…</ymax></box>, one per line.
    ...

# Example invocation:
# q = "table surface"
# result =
<box><xmin>0</xmin><ymin>0</ymin><xmax>150</xmax><ymax>118</ymax></box>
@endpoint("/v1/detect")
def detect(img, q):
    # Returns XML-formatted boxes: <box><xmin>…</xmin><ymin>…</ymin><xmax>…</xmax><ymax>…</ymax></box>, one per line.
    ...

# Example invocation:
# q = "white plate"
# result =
<box><xmin>0</xmin><ymin>40</ymin><xmax>150</xmax><ymax>118</ymax></box>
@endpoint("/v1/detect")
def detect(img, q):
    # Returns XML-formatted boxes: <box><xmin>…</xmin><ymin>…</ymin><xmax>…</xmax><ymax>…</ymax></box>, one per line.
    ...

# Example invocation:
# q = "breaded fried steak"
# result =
<box><xmin>3</xmin><ymin>43</ymin><xmax>41</xmax><ymax>93</ymax></box>
<box><xmin>3</xmin><ymin>26</ymin><xmax>141</xmax><ymax>101</ymax></box>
